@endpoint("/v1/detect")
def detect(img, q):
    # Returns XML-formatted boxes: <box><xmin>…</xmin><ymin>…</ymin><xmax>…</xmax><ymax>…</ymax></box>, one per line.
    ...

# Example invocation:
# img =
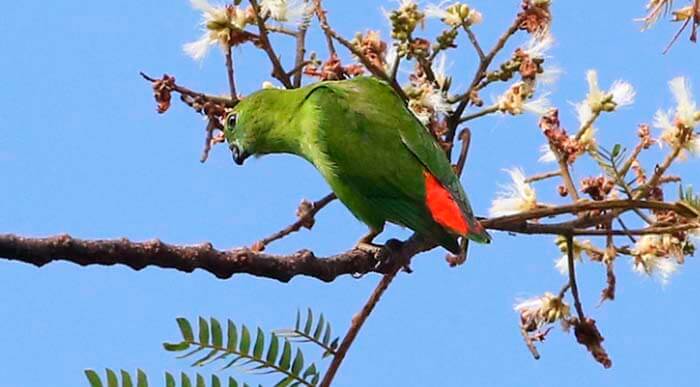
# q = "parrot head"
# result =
<box><xmin>223</xmin><ymin>88</ymin><xmax>297</xmax><ymax>165</ymax></box>
<box><xmin>223</xmin><ymin>109</ymin><xmax>250</xmax><ymax>166</ymax></box>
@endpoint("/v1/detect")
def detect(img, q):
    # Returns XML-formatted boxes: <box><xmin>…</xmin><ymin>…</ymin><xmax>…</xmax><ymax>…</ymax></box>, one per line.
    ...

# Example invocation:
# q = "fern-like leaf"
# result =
<box><xmin>88</xmin><ymin>370</ymin><xmax>253</xmax><ymax>387</ymax></box>
<box><xmin>679</xmin><ymin>185</ymin><xmax>700</xmax><ymax>215</ymax></box>
<box><xmin>163</xmin><ymin>317</ymin><xmax>319</xmax><ymax>387</ymax></box>
<box><xmin>274</xmin><ymin>308</ymin><xmax>339</xmax><ymax>358</ymax></box>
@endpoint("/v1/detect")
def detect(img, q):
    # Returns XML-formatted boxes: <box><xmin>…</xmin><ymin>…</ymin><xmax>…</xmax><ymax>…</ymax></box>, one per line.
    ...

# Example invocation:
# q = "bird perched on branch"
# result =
<box><xmin>224</xmin><ymin>76</ymin><xmax>489</xmax><ymax>258</ymax></box>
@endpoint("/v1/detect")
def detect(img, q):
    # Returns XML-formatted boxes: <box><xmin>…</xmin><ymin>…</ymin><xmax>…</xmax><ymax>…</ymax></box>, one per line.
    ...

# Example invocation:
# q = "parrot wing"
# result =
<box><xmin>360</xmin><ymin>77</ymin><xmax>490</xmax><ymax>243</ymax></box>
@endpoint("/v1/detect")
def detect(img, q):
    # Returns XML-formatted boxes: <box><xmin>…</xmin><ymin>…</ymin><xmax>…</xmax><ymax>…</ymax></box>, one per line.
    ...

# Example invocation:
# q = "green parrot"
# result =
<box><xmin>224</xmin><ymin>76</ymin><xmax>490</xmax><ymax>254</ymax></box>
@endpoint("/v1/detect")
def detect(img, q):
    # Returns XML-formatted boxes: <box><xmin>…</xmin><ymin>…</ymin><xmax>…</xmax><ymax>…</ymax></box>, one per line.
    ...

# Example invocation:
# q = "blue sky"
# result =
<box><xmin>1</xmin><ymin>1</ymin><xmax>699</xmax><ymax>386</ymax></box>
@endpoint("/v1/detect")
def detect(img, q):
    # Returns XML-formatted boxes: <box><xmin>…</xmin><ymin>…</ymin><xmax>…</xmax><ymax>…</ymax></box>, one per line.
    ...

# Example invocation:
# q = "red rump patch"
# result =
<box><xmin>424</xmin><ymin>171</ymin><xmax>469</xmax><ymax>235</ymax></box>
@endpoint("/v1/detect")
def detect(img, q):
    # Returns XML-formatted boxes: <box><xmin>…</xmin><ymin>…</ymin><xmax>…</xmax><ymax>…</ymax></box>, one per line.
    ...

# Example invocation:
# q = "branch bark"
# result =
<box><xmin>1</xmin><ymin>200</ymin><xmax>696</xmax><ymax>282</ymax></box>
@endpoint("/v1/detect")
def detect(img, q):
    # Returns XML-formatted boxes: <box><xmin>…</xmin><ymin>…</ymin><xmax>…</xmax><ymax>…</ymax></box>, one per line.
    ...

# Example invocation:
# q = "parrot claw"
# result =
<box><xmin>354</xmin><ymin>242</ymin><xmax>391</xmax><ymax>263</ymax></box>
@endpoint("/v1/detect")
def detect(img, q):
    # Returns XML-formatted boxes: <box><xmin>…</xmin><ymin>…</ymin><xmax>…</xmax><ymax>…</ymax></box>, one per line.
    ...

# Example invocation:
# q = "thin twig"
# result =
<box><xmin>455</xmin><ymin>128</ymin><xmax>471</xmax><ymax>176</ymax></box>
<box><xmin>566</xmin><ymin>234</ymin><xmax>586</xmax><ymax>320</ymax></box>
<box><xmin>249</xmin><ymin>0</ymin><xmax>293</xmax><ymax>88</ymax></box>
<box><xmin>312</xmin><ymin>0</ymin><xmax>337</xmax><ymax>55</ymax></box>
<box><xmin>556</xmin><ymin>155</ymin><xmax>581</xmax><ymax>202</ymax></box>
<box><xmin>463</xmin><ymin>26</ymin><xmax>486</xmax><ymax>61</ymax></box>
<box><xmin>140</xmin><ymin>72</ymin><xmax>237</xmax><ymax>107</ymax></box>
<box><xmin>458</xmin><ymin>105</ymin><xmax>499</xmax><ymax>123</ymax></box>
<box><xmin>293</xmin><ymin>26</ymin><xmax>309</xmax><ymax>88</ymax></box>
<box><xmin>525</xmin><ymin>170</ymin><xmax>561</xmax><ymax>184</ymax></box>
<box><xmin>447</xmin><ymin>14</ymin><xmax>524</xmax><ymax>153</ymax></box>
<box><xmin>224</xmin><ymin>44</ymin><xmax>237</xmax><ymax>100</ymax></box>
<box><xmin>520</xmin><ymin>328</ymin><xmax>541</xmax><ymax>360</ymax></box>
<box><xmin>574</xmin><ymin>111</ymin><xmax>601</xmax><ymax>141</ymax></box>
<box><xmin>311</xmin><ymin>0</ymin><xmax>407</xmax><ymax>101</ymax></box>
<box><xmin>319</xmin><ymin>265</ymin><xmax>402</xmax><ymax>387</ymax></box>
<box><xmin>253</xmin><ymin>193</ymin><xmax>337</xmax><ymax>250</ymax></box>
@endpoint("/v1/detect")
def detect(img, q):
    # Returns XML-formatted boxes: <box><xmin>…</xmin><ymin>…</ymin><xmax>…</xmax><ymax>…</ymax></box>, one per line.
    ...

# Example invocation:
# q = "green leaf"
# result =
<box><xmin>181</xmin><ymin>373</ymin><xmax>192</xmax><ymax>387</ymax></box>
<box><xmin>291</xmin><ymin>348</ymin><xmax>304</xmax><ymax>376</ymax></box>
<box><xmin>196</xmin><ymin>374</ymin><xmax>206</xmax><ymax>387</ymax></box>
<box><xmin>303</xmin><ymin>309</ymin><xmax>313</xmax><ymax>335</ymax></box>
<box><xmin>163</xmin><ymin>341</ymin><xmax>190</xmax><ymax>352</ymax></box>
<box><xmin>274</xmin><ymin>376</ymin><xmax>294</xmax><ymax>387</ymax></box>
<box><xmin>279</xmin><ymin>341</ymin><xmax>292</xmax><ymax>371</ymax></box>
<box><xmin>120</xmin><ymin>370</ymin><xmax>133</xmax><ymax>387</ymax></box>
<box><xmin>310</xmin><ymin>373</ymin><xmax>320</xmax><ymax>385</ymax></box>
<box><xmin>294</xmin><ymin>309</ymin><xmax>301</xmax><ymax>331</ymax></box>
<box><xmin>177</xmin><ymin>318</ymin><xmax>195</xmax><ymax>342</ymax></box>
<box><xmin>322</xmin><ymin>322</ymin><xmax>331</xmax><ymax>346</ymax></box>
<box><xmin>193</xmin><ymin>348</ymin><xmax>220</xmax><ymax>366</ymax></box>
<box><xmin>222</xmin><ymin>355</ymin><xmax>245</xmax><ymax>370</ymax></box>
<box><xmin>84</xmin><ymin>370</ymin><xmax>103</xmax><ymax>387</ymax></box>
<box><xmin>240</xmin><ymin>325</ymin><xmax>251</xmax><ymax>354</ymax></box>
<box><xmin>136</xmin><ymin>369</ymin><xmax>147</xmax><ymax>387</ymax></box>
<box><xmin>253</xmin><ymin>328</ymin><xmax>265</xmax><ymax>359</ymax></box>
<box><xmin>198</xmin><ymin>317</ymin><xmax>210</xmax><ymax>345</ymax></box>
<box><xmin>106</xmin><ymin>369</ymin><xmax>118</xmax><ymax>387</ymax></box>
<box><xmin>313</xmin><ymin>314</ymin><xmax>324</xmax><ymax>340</ymax></box>
<box><xmin>227</xmin><ymin>320</ymin><xmax>238</xmax><ymax>351</ymax></box>
<box><xmin>266</xmin><ymin>334</ymin><xmax>280</xmax><ymax>364</ymax></box>
<box><xmin>177</xmin><ymin>346</ymin><xmax>205</xmax><ymax>360</ymax></box>
<box><xmin>611</xmin><ymin>144</ymin><xmax>622</xmax><ymax>158</ymax></box>
<box><xmin>303</xmin><ymin>363</ymin><xmax>318</xmax><ymax>380</ymax></box>
<box><xmin>165</xmin><ymin>373</ymin><xmax>176</xmax><ymax>387</ymax></box>
<box><xmin>211</xmin><ymin>318</ymin><xmax>223</xmax><ymax>347</ymax></box>
<box><xmin>228</xmin><ymin>377</ymin><xmax>239</xmax><ymax>387</ymax></box>
<box><xmin>212</xmin><ymin>375</ymin><xmax>222</xmax><ymax>387</ymax></box>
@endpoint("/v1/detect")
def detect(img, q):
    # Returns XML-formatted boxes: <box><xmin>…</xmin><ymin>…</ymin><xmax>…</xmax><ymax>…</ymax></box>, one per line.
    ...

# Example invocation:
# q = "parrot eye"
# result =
<box><xmin>226</xmin><ymin>114</ymin><xmax>237</xmax><ymax>128</ymax></box>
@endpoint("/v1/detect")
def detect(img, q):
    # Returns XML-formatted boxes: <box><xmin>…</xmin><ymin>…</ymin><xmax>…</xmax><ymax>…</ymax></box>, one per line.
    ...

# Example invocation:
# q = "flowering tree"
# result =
<box><xmin>1</xmin><ymin>0</ymin><xmax>699</xmax><ymax>386</ymax></box>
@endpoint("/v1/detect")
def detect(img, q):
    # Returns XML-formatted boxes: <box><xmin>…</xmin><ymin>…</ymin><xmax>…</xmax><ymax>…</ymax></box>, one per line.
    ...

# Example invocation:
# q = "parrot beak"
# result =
<box><xmin>230</xmin><ymin>143</ymin><xmax>250</xmax><ymax>165</ymax></box>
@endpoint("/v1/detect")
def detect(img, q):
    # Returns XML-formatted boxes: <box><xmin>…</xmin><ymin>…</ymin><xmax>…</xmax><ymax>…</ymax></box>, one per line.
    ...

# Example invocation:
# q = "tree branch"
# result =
<box><xmin>249</xmin><ymin>0</ymin><xmax>293</xmax><ymax>88</ymax></box>
<box><xmin>2</xmin><ymin>200</ymin><xmax>696</xmax><ymax>282</ymax></box>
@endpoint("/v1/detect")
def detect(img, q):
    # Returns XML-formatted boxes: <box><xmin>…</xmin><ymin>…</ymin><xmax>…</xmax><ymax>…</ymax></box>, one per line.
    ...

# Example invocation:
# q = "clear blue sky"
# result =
<box><xmin>1</xmin><ymin>1</ymin><xmax>699</xmax><ymax>386</ymax></box>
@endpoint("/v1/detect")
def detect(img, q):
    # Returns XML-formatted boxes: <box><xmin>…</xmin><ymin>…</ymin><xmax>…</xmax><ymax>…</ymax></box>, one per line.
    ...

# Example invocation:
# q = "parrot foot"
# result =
<box><xmin>355</xmin><ymin>238</ymin><xmax>412</xmax><ymax>272</ymax></box>
<box><xmin>446</xmin><ymin>238</ymin><xmax>469</xmax><ymax>267</ymax></box>
<box><xmin>354</xmin><ymin>242</ymin><xmax>390</xmax><ymax>262</ymax></box>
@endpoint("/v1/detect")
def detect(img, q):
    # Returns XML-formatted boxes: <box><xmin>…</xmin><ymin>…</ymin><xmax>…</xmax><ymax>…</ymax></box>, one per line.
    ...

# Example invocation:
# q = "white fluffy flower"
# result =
<box><xmin>408</xmin><ymin>86</ymin><xmax>453</xmax><ymax>125</ymax></box>
<box><xmin>654</xmin><ymin>77</ymin><xmax>700</xmax><ymax>155</ymax></box>
<box><xmin>260</xmin><ymin>0</ymin><xmax>312</xmax><ymax>25</ymax></box>
<box><xmin>537</xmin><ymin>65</ymin><xmax>562</xmax><ymax>85</ymax></box>
<box><xmin>584</xmin><ymin>69</ymin><xmax>635</xmax><ymax>112</ymax></box>
<box><xmin>425</xmin><ymin>2</ymin><xmax>482</xmax><ymax>26</ymax></box>
<box><xmin>538</xmin><ymin>144</ymin><xmax>557</xmax><ymax>163</ymax></box>
<box><xmin>631</xmin><ymin>235</ymin><xmax>681</xmax><ymax>284</ymax></box>
<box><xmin>490</xmin><ymin>168</ymin><xmax>538</xmax><ymax>217</ymax></box>
<box><xmin>425</xmin><ymin>2</ymin><xmax>462</xmax><ymax>25</ymax></box>
<box><xmin>183</xmin><ymin>0</ymin><xmax>248</xmax><ymax>61</ymax></box>
<box><xmin>610</xmin><ymin>80</ymin><xmax>636</xmax><ymax>107</ymax></box>
<box><xmin>433</xmin><ymin>52</ymin><xmax>451</xmax><ymax>89</ymax></box>
<box><xmin>669</xmin><ymin>76</ymin><xmax>698</xmax><ymax>129</ymax></box>
<box><xmin>496</xmin><ymin>82</ymin><xmax>552</xmax><ymax>116</ymax></box>
<box><xmin>426</xmin><ymin>89</ymin><xmax>453</xmax><ymax>113</ymax></box>
<box><xmin>384</xmin><ymin>45</ymin><xmax>398</xmax><ymax>75</ymax></box>
<box><xmin>573</xmin><ymin>100</ymin><xmax>594</xmax><ymax>128</ymax></box>
<box><xmin>522</xmin><ymin>94</ymin><xmax>553</xmax><ymax>115</ymax></box>
<box><xmin>514</xmin><ymin>293</ymin><xmax>570</xmax><ymax>329</ymax></box>
<box><xmin>522</xmin><ymin>32</ymin><xmax>554</xmax><ymax>59</ymax></box>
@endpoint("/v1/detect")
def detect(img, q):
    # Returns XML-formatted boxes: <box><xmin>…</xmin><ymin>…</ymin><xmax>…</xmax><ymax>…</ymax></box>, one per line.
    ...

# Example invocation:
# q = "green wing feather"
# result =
<box><xmin>334</xmin><ymin>77</ymin><xmax>490</xmax><ymax>243</ymax></box>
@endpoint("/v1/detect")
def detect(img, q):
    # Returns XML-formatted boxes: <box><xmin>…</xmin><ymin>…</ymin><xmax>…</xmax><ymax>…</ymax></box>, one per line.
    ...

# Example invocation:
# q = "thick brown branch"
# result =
<box><xmin>0</xmin><ymin>234</ymin><xmax>381</xmax><ymax>283</ymax></box>
<box><xmin>0</xmin><ymin>232</ymin><xmax>433</xmax><ymax>283</ymax></box>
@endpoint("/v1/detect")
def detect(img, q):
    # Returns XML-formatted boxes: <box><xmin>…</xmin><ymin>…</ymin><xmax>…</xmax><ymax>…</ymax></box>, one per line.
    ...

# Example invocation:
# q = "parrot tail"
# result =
<box><xmin>424</xmin><ymin>172</ymin><xmax>491</xmax><ymax>244</ymax></box>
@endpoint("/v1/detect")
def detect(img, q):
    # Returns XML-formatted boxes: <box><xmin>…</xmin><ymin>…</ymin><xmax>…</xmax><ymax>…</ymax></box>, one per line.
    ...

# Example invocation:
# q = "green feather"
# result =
<box><xmin>226</xmin><ymin>77</ymin><xmax>490</xmax><ymax>253</ymax></box>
